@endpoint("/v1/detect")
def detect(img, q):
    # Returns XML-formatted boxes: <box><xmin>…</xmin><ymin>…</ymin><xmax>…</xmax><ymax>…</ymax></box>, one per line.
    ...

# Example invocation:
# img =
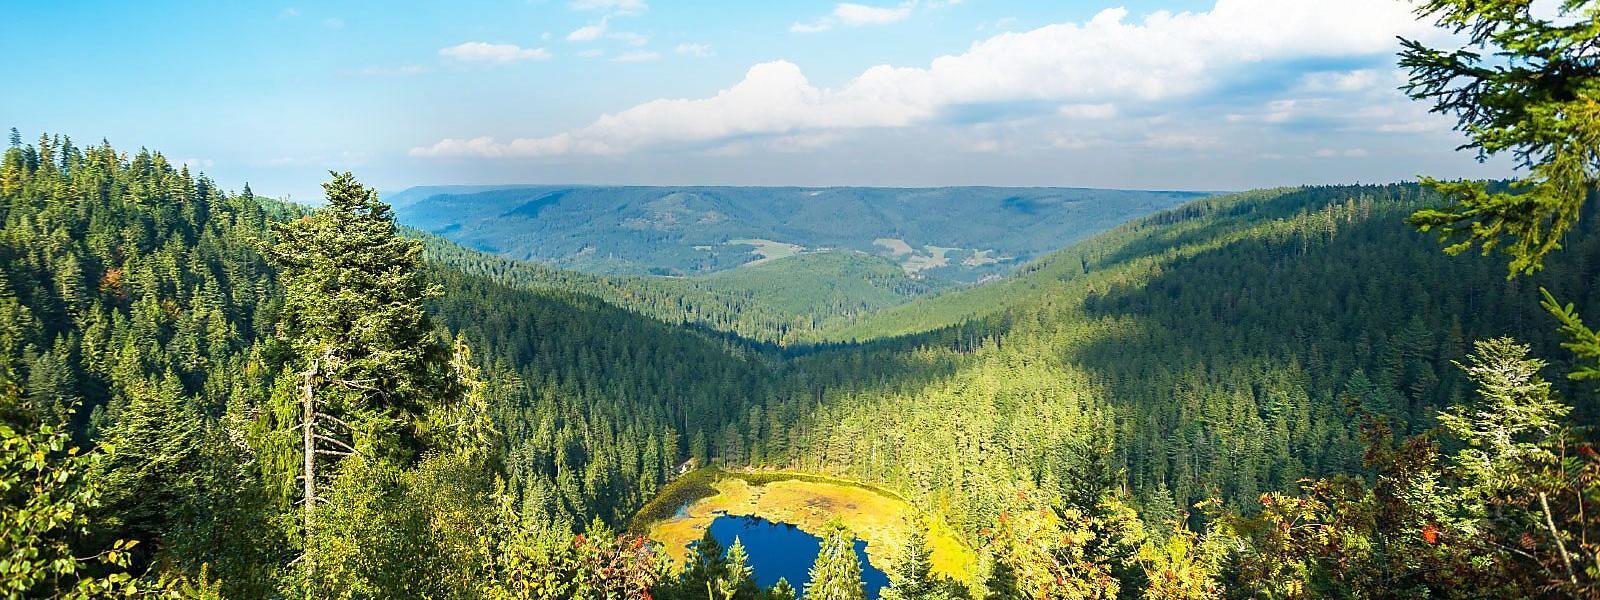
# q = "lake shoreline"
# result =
<box><xmin>635</xmin><ymin>467</ymin><xmax>977</xmax><ymax>585</ymax></box>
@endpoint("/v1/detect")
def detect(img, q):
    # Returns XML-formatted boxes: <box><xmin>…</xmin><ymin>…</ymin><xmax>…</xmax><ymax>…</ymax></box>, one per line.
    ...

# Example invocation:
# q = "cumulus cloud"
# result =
<box><xmin>567</xmin><ymin>18</ymin><xmax>608</xmax><ymax>41</ymax></box>
<box><xmin>413</xmin><ymin>0</ymin><xmax>1437</xmax><ymax>159</ymax></box>
<box><xmin>440</xmin><ymin>42</ymin><xmax>552</xmax><ymax>63</ymax></box>
<box><xmin>675</xmin><ymin>43</ymin><xmax>714</xmax><ymax>57</ymax></box>
<box><xmin>793</xmin><ymin>1</ymin><xmax>916</xmax><ymax>32</ymax></box>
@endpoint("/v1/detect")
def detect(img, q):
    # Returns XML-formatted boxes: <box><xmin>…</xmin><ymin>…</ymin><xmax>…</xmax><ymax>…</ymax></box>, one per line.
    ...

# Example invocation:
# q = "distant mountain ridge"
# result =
<box><xmin>391</xmin><ymin>185</ymin><xmax>1209</xmax><ymax>282</ymax></box>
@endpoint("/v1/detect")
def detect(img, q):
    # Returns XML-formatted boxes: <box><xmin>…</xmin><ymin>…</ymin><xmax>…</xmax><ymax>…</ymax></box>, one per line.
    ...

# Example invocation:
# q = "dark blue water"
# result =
<box><xmin>705</xmin><ymin>515</ymin><xmax>890</xmax><ymax>599</ymax></box>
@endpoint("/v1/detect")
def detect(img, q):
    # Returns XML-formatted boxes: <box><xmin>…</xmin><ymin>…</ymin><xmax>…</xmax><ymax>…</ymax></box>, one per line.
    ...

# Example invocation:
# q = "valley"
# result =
<box><xmin>6</xmin><ymin>1</ymin><xmax>1596</xmax><ymax>597</ymax></box>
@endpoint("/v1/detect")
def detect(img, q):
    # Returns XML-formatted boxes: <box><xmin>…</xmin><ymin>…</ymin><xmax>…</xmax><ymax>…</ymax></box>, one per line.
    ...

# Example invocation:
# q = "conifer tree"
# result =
<box><xmin>764</xmin><ymin>578</ymin><xmax>797</xmax><ymax>600</ymax></box>
<box><xmin>805</xmin><ymin>521</ymin><xmax>866</xmax><ymax>600</ymax></box>
<box><xmin>1401</xmin><ymin>0</ymin><xmax>1600</xmax><ymax>276</ymax></box>
<box><xmin>883</xmin><ymin>518</ymin><xmax>937</xmax><ymax>600</ymax></box>
<box><xmin>719</xmin><ymin>537</ymin><xmax>760</xmax><ymax>600</ymax></box>
<box><xmin>680</xmin><ymin>529</ymin><xmax>727</xmax><ymax>595</ymax></box>
<box><xmin>265</xmin><ymin>171</ymin><xmax>451</xmax><ymax>596</ymax></box>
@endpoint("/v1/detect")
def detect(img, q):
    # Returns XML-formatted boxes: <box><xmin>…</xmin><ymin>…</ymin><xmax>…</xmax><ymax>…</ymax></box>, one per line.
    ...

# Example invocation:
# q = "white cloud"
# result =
<box><xmin>178</xmin><ymin>158</ymin><xmax>214</xmax><ymax>170</ymax></box>
<box><xmin>439</xmin><ymin>42</ymin><xmax>552</xmax><ymax>63</ymax></box>
<box><xmin>570</xmin><ymin>0</ymin><xmax>647</xmax><ymax>16</ymax></box>
<box><xmin>1300</xmin><ymin>69</ymin><xmax>1380</xmax><ymax>93</ymax></box>
<box><xmin>770</xmin><ymin>132</ymin><xmax>846</xmax><ymax>152</ymax></box>
<box><xmin>790</xmin><ymin>22</ymin><xmax>834</xmax><ymax>34</ymax></box>
<box><xmin>567</xmin><ymin>18</ymin><xmax>609</xmax><ymax>41</ymax></box>
<box><xmin>1058</xmin><ymin>103</ymin><xmax>1118</xmax><ymax>119</ymax></box>
<box><xmin>835</xmin><ymin>2</ymin><xmax>915</xmax><ymax>26</ymax></box>
<box><xmin>321</xmin><ymin>17</ymin><xmax>344</xmax><ymax>29</ymax></box>
<box><xmin>279</xmin><ymin>7</ymin><xmax>300</xmax><ymax>18</ymax></box>
<box><xmin>415</xmin><ymin>0</ymin><xmax>1437</xmax><ymax>159</ymax></box>
<box><xmin>612</xmin><ymin>50</ymin><xmax>662</xmax><ymax>63</ymax></box>
<box><xmin>577</xmin><ymin>49</ymin><xmax>605</xmax><ymax>58</ymax></box>
<box><xmin>793</xmin><ymin>1</ymin><xmax>916</xmax><ymax>32</ymax></box>
<box><xmin>675</xmin><ymin>43</ymin><xmax>714</xmax><ymax>58</ymax></box>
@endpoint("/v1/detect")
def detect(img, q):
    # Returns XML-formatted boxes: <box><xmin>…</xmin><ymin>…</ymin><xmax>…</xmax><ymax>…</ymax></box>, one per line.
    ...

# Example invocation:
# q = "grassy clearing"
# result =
<box><xmin>637</xmin><ymin>468</ymin><xmax>978</xmax><ymax>585</ymax></box>
<box><xmin>727</xmin><ymin>238</ymin><xmax>804</xmax><ymax>265</ymax></box>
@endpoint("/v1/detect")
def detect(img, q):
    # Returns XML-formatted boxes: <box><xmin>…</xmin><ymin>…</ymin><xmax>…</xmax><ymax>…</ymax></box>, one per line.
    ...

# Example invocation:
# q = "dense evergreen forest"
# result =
<box><xmin>6</xmin><ymin>1</ymin><xmax>1600</xmax><ymax>598</ymax></box>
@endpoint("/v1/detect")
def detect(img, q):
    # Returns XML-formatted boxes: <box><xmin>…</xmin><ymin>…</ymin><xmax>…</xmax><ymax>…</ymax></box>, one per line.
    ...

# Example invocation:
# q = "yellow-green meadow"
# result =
<box><xmin>636</xmin><ymin>469</ymin><xmax>977</xmax><ymax>586</ymax></box>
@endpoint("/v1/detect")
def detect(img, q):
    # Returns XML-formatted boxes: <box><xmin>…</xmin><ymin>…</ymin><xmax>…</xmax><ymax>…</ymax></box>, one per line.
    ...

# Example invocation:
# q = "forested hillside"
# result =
<box><xmin>394</xmin><ymin>184</ymin><xmax>1204</xmax><ymax>281</ymax></box>
<box><xmin>764</xmin><ymin>183</ymin><xmax>1596</xmax><ymax>528</ymax></box>
<box><xmin>0</xmin><ymin>135</ymin><xmax>790</xmax><ymax>597</ymax></box>
<box><xmin>419</xmin><ymin>233</ymin><xmax>940</xmax><ymax>346</ymax></box>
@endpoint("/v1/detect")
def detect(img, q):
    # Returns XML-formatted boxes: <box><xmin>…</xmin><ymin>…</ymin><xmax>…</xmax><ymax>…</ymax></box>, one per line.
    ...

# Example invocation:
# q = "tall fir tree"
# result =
<box><xmin>805</xmin><ymin>521</ymin><xmax>866</xmax><ymax>600</ymax></box>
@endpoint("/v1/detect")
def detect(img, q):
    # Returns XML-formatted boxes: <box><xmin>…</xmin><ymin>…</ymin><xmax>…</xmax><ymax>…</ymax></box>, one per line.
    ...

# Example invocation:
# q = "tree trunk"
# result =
<box><xmin>300</xmin><ymin>353</ymin><xmax>320</xmax><ymax>599</ymax></box>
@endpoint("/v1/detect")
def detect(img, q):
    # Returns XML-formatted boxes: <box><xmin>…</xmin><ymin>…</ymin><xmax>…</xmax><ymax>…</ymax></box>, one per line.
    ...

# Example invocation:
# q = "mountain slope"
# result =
<box><xmin>0</xmin><ymin>139</ymin><xmax>778</xmax><ymax>594</ymax></box>
<box><xmin>394</xmin><ymin>185</ymin><xmax>1208</xmax><ymax>281</ymax></box>
<box><xmin>756</xmin><ymin>183</ymin><xmax>1600</xmax><ymax>536</ymax></box>
<box><xmin>417</xmin><ymin>231</ymin><xmax>945</xmax><ymax>345</ymax></box>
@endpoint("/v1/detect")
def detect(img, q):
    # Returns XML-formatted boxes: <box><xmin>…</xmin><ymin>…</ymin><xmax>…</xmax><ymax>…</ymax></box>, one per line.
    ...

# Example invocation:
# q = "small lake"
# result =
<box><xmin>706</xmin><ymin>514</ymin><xmax>890</xmax><ymax>598</ymax></box>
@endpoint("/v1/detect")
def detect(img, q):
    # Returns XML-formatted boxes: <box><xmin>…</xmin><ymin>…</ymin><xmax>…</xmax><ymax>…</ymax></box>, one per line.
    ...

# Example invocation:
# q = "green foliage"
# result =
<box><xmin>805</xmin><ymin>521</ymin><xmax>866</xmax><ymax>600</ymax></box>
<box><xmin>269</xmin><ymin>171</ymin><xmax>450</xmax><ymax>446</ymax></box>
<box><xmin>1400</xmin><ymin>0</ymin><xmax>1600</xmax><ymax>275</ymax></box>
<box><xmin>984</xmin><ymin>498</ymin><xmax>1118</xmax><ymax>600</ymax></box>
<box><xmin>883</xmin><ymin>514</ymin><xmax>968</xmax><ymax>600</ymax></box>
<box><xmin>1134</xmin><ymin>524</ymin><xmax>1224</xmax><ymax>600</ymax></box>
<box><xmin>1217</xmin><ymin>338</ymin><xmax>1600</xmax><ymax>598</ymax></box>
<box><xmin>764</xmin><ymin>578</ymin><xmax>797</xmax><ymax>600</ymax></box>
<box><xmin>0</xmin><ymin>402</ymin><xmax>140</xmax><ymax>598</ymax></box>
<box><xmin>719</xmin><ymin>537</ymin><xmax>761</xmax><ymax>600</ymax></box>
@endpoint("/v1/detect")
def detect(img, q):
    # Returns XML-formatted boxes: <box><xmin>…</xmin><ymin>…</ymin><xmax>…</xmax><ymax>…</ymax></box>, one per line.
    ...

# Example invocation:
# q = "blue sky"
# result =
<box><xmin>2</xmin><ymin>0</ymin><xmax>1513</xmax><ymax>201</ymax></box>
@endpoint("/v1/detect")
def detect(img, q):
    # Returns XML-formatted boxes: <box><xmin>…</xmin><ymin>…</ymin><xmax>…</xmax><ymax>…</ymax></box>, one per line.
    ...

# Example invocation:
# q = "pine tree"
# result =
<box><xmin>805</xmin><ymin>521</ymin><xmax>865</xmax><ymax>600</ymax></box>
<box><xmin>764</xmin><ymin>578</ymin><xmax>797</xmax><ymax>600</ymax></box>
<box><xmin>1401</xmin><ymin>0</ymin><xmax>1600</xmax><ymax>276</ymax></box>
<box><xmin>884</xmin><ymin>517</ymin><xmax>937</xmax><ymax>600</ymax></box>
<box><xmin>720</xmin><ymin>536</ymin><xmax>760</xmax><ymax>600</ymax></box>
<box><xmin>680</xmin><ymin>529</ymin><xmax>728</xmax><ymax>599</ymax></box>
<box><xmin>265</xmin><ymin>171</ymin><xmax>452</xmax><ymax>596</ymax></box>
